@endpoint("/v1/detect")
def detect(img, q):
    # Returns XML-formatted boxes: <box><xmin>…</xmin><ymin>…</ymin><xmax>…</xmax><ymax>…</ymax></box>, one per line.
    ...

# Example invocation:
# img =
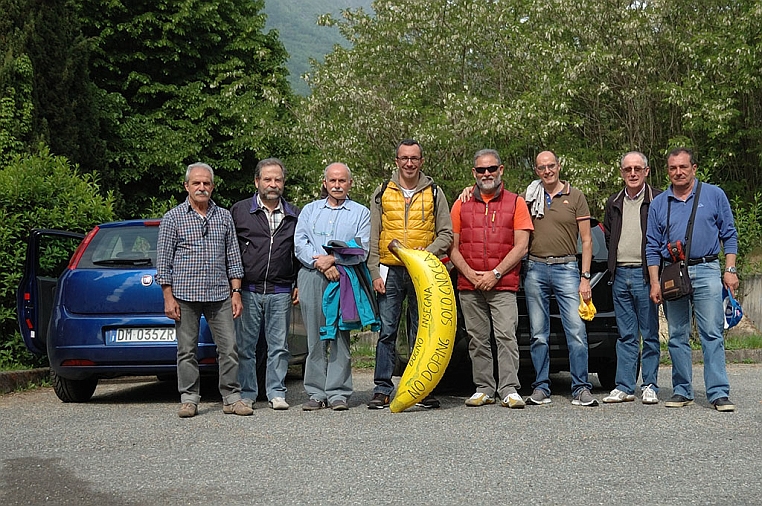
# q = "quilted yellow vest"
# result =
<box><xmin>378</xmin><ymin>181</ymin><xmax>436</xmax><ymax>266</ymax></box>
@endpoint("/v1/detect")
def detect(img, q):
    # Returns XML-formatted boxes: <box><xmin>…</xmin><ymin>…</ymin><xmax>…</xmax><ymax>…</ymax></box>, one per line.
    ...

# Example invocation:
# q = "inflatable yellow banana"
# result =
<box><xmin>387</xmin><ymin>239</ymin><xmax>456</xmax><ymax>412</ymax></box>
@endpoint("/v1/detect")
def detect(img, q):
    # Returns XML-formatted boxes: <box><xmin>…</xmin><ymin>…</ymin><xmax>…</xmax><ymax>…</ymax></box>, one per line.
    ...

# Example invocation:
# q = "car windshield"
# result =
<box><xmin>77</xmin><ymin>226</ymin><xmax>158</xmax><ymax>269</ymax></box>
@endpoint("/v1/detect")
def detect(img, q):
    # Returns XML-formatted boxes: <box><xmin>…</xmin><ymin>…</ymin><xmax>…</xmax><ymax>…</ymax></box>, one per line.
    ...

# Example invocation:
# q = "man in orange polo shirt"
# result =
<box><xmin>449</xmin><ymin>149</ymin><xmax>534</xmax><ymax>408</ymax></box>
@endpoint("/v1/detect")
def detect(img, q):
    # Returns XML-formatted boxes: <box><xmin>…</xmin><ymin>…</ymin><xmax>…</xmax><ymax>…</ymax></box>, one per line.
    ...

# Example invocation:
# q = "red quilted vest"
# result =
<box><xmin>457</xmin><ymin>186</ymin><xmax>520</xmax><ymax>291</ymax></box>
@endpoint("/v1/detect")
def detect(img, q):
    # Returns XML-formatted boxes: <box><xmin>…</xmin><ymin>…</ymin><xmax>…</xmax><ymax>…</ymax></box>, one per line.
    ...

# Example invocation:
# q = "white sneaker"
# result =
<box><xmin>465</xmin><ymin>392</ymin><xmax>495</xmax><ymax>407</ymax></box>
<box><xmin>269</xmin><ymin>397</ymin><xmax>289</xmax><ymax>410</ymax></box>
<box><xmin>603</xmin><ymin>388</ymin><xmax>635</xmax><ymax>403</ymax></box>
<box><xmin>501</xmin><ymin>392</ymin><xmax>526</xmax><ymax>409</ymax></box>
<box><xmin>641</xmin><ymin>385</ymin><xmax>659</xmax><ymax>405</ymax></box>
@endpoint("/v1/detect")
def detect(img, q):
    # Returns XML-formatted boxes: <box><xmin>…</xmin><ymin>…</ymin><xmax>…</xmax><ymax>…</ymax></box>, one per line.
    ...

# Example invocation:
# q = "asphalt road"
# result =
<box><xmin>1</xmin><ymin>365</ymin><xmax>761</xmax><ymax>506</ymax></box>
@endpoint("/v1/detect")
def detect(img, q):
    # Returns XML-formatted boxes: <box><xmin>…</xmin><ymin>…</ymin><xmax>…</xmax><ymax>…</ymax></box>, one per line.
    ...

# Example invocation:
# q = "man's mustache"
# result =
<box><xmin>194</xmin><ymin>190</ymin><xmax>210</xmax><ymax>196</ymax></box>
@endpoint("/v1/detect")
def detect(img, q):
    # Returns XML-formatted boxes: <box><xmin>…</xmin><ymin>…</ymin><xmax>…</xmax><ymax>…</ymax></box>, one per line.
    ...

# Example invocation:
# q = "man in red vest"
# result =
<box><xmin>449</xmin><ymin>149</ymin><xmax>534</xmax><ymax>408</ymax></box>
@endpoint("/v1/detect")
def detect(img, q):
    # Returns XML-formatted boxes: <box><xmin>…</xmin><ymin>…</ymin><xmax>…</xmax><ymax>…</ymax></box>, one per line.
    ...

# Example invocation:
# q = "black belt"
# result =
<box><xmin>617</xmin><ymin>264</ymin><xmax>642</xmax><ymax>268</ymax></box>
<box><xmin>528</xmin><ymin>254</ymin><xmax>577</xmax><ymax>264</ymax></box>
<box><xmin>687</xmin><ymin>255</ymin><xmax>718</xmax><ymax>265</ymax></box>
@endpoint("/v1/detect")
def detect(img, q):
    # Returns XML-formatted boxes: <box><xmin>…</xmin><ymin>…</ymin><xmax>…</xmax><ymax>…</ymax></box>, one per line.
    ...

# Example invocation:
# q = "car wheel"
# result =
<box><xmin>51</xmin><ymin>370</ymin><xmax>98</xmax><ymax>402</ymax></box>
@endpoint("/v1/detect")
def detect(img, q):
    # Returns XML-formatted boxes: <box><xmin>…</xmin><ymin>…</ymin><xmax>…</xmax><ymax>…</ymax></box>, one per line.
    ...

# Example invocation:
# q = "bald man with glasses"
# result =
<box><xmin>602</xmin><ymin>151</ymin><xmax>662</xmax><ymax>405</ymax></box>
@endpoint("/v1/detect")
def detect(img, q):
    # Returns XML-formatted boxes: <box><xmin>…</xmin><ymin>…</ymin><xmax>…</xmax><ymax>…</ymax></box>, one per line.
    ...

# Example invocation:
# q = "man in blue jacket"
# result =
<box><xmin>231</xmin><ymin>158</ymin><xmax>300</xmax><ymax>410</ymax></box>
<box><xmin>646</xmin><ymin>147</ymin><xmax>738</xmax><ymax>412</ymax></box>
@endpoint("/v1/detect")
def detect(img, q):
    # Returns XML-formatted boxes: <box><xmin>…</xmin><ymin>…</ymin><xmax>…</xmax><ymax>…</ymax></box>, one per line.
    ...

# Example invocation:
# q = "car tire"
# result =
<box><xmin>51</xmin><ymin>370</ymin><xmax>98</xmax><ymax>402</ymax></box>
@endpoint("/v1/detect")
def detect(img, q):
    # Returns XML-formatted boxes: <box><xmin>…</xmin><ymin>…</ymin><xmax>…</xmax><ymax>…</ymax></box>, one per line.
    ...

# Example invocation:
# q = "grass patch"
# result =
<box><xmin>350</xmin><ymin>341</ymin><xmax>376</xmax><ymax>369</ymax></box>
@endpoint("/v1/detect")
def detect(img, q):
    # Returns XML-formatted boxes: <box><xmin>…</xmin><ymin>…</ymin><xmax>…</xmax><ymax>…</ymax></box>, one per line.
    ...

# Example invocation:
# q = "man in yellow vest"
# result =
<box><xmin>367</xmin><ymin>139</ymin><xmax>453</xmax><ymax>409</ymax></box>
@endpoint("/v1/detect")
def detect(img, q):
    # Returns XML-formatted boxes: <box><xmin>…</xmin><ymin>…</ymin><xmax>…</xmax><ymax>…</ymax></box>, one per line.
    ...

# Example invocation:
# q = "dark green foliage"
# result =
<box><xmin>0</xmin><ymin>148</ymin><xmax>114</xmax><ymax>367</ymax></box>
<box><xmin>79</xmin><ymin>0</ymin><xmax>295</xmax><ymax>214</ymax></box>
<box><xmin>0</xmin><ymin>0</ymin><xmax>107</xmax><ymax>178</ymax></box>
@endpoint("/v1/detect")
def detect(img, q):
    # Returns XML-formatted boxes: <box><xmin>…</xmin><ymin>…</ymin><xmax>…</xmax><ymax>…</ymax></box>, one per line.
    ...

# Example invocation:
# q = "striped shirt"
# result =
<box><xmin>156</xmin><ymin>198</ymin><xmax>244</xmax><ymax>302</ymax></box>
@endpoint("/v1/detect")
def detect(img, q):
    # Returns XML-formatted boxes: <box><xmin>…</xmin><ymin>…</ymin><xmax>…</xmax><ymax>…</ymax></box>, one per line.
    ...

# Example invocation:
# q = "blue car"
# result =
<box><xmin>17</xmin><ymin>220</ymin><xmax>307</xmax><ymax>402</ymax></box>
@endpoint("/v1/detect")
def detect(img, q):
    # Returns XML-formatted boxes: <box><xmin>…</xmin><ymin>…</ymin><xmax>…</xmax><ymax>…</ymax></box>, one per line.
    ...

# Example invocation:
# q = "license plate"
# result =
<box><xmin>111</xmin><ymin>328</ymin><xmax>176</xmax><ymax>343</ymax></box>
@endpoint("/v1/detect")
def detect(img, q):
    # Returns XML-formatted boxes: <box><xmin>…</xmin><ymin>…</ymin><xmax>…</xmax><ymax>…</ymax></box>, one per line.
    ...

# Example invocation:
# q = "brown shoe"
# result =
<box><xmin>223</xmin><ymin>399</ymin><xmax>254</xmax><ymax>416</ymax></box>
<box><xmin>178</xmin><ymin>403</ymin><xmax>197</xmax><ymax>418</ymax></box>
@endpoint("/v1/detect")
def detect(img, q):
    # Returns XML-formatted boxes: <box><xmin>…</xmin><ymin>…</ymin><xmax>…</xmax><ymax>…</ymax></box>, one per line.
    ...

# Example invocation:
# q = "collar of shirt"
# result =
<box><xmin>624</xmin><ymin>185</ymin><xmax>646</xmax><ymax>201</ymax></box>
<box><xmin>256</xmin><ymin>194</ymin><xmax>284</xmax><ymax>214</ymax></box>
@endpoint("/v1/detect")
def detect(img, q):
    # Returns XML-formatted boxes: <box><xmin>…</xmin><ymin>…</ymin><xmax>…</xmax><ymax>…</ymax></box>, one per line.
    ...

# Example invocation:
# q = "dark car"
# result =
<box><xmin>17</xmin><ymin>220</ymin><xmax>307</xmax><ymax>402</ymax></box>
<box><xmin>411</xmin><ymin>219</ymin><xmax>619</xmax><ymax>392</ymax></box>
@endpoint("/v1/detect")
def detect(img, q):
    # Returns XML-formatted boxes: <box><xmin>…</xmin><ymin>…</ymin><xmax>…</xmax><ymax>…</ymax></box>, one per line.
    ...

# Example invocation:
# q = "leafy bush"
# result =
<box><xmin>0</xmin><ymin>148</ymin><xmax>115</xmax><ymax>368</ymax></box>
<box><xmin>732</xmin><ymin>193</ymin><xmax>762</xmax><ymax>274</ymax></box>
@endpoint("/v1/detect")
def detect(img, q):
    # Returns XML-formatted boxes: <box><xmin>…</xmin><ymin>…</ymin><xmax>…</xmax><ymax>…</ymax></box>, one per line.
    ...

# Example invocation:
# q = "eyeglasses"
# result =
<box><xmin>621</xmin><ymin>166</ymin><xmax>646</xmax><ymax>174</ymax></box>
<box><xmin>535</xmin><ymin>163</ymin><xmax>558</xmax><ymax>172</ymax></box>
<box><xmin>396</xmin><ymin>156</ymin><xmax>422</xmax><ymax>164</ymax></box>
<box><xmin>474</xmin><ymin>165</ymin><xmax>500</xmax><ymax>175</ymax></box>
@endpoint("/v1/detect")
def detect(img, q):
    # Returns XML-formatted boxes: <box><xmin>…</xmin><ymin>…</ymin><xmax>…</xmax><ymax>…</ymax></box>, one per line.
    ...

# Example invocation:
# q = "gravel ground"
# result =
<box><xmin>1</xmin><ymin>365</ymin><xmax>761</xmax><ymax>505</ymax></box>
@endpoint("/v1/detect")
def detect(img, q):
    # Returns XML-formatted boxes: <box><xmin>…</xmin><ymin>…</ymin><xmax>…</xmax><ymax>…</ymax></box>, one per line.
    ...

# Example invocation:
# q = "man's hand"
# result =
<box><xmin>324</xmin><ymin>265</ymin><xmax>340</xmax><ymax>282</ymax></box>
<box><xmin>723</xmin><ymin>271</ymin><xmax>739</xmax><ymax>296</ymax></box>
<box><xmin>164</xmin><ymin>297</ymin><xmax>181</xmax><ymax>321</ymax></box>
<box><xmin>578</xmin><ymin>277</ymin><xmax>592</xmax><ymax>302</ymax></box>
<box><xmin>373</xmin><ymin>277</ymin><xmax>386</xmax><ymax>294</ymax></box>
<box><xmin>473</xmin><ymin>271</ymin><xmax>498</xmax><ymax>291</ymax></box>
<box><xmin>292</xmin><ymin>288</ymin><xmax>299</xmax><ymax>305</ymax></box>
<box><xmin>312</xmin><ymin>254</ymin><xmax>335</xmax><ymax>273</ymax></box>
<box><xmin>649</xmin><ymin>282</ymin><xmax>662</xmax><ymax>305</ymax></box>
<box><xmin>459</xmin><ymin>186</ymin><xmax>474</xmax><ymax>203</ymax></box>
<box><xmin>231</xmin><ymin>293</ymin><xmax>242</xmax><ymax>319</ymax></box>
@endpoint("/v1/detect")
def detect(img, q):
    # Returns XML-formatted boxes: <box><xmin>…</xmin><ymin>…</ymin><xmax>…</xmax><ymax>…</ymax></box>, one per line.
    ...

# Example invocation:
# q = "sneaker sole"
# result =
<box><xmin>572</xmin><ymin>399</ymin><xmax>600</xmax><ymax>407</ymax></box>
<box><xmin>502</xmin><ymin>401</ymin><xmax>526</xmax><ymax>409</ymax></box>
<box><xmin>415</xmin><ymin>403</ymin><xmax>441</xmax><ymax>409</ymax></box>
<box><xmin>665</xmin><ymin>400</ymin><xmax>694</xmax><ymax>408</ymax></box>
<box><xmin>714</xmin><ymin>404</ymin><xmax>736</xmax><ymax>412</ymax></box>
<box><xmin>603</xmin><ymin>397</ymin><xmax>635</xmax><ymax>403</ymax></box>
<box><xmin>642</xmin><ymin>398</ymin><xmax>659</xmax><ymax>405</ymax></box>
<box><xmin>367</xmin><ymin>403</ymin><xmax>389</xmax><ymax>410</ymax></box>
<box><xmin>525</xmin><ymin>398</ymin><xmax>551</xmax><ymax>405</ymax></box>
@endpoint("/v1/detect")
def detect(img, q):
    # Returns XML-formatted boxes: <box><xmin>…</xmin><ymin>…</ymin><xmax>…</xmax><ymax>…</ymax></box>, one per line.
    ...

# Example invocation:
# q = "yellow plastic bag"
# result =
<box><xmin>578</xmin><ymin>297</ymin><xmax>596</xmax><ymax>321</ymax></box>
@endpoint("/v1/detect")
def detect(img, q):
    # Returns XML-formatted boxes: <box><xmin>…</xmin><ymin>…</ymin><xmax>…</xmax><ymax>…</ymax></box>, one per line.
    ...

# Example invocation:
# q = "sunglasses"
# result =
<box><xmin>474</xmin><ymin>165</ymin><xmax>500</xmax><ymax>175</ymax></box>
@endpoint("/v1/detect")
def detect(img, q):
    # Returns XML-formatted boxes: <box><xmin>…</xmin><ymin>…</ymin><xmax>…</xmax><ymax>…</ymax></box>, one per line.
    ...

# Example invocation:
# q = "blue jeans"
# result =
<box><xmin>524</xmin><ymin>260</ymin><xmax>592</xmax><ymax>396</ymax></box>
<box><xmin>236</xmin><ymin>291</ymin><xmax>292</xmax><ymax>403</ymax></box>
<box><xmin>373</xmin><ymin>265</ymin><xmax>418</xmax><ymax>395</ymax></box>
<box><xmin>612</xmin><ymin>266</ymin><xmax>660</xmax><ymax>394</ymax></box>
<box><xmin>663</xmin><ymin>261</ymin><xmax>730</xmax><ymax>402</ymax></box>
<box><xmin>176</xmin><ymin>297</ymin><xmax>242</xmax><ymax>405</ymax></box>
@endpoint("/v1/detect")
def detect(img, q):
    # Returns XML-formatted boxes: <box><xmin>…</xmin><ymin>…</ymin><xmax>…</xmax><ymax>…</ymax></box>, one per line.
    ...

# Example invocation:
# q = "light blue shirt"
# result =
<box><xmin>645</xmin><ymin>181</ymin><xmax>738</xmax><ymax>266</ymax></box>
<box><xmin>294</xmin><ymin>198</ymin><xmax>371</xmax><ymax>269</ymax></box>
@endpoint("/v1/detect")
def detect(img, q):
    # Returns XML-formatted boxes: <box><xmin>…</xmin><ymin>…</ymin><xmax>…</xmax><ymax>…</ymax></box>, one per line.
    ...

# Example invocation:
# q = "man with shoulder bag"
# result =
<box><xmin>645</xmin><ymin>147</ymin><xmax>739</xmax><ymax>412</ymax></box>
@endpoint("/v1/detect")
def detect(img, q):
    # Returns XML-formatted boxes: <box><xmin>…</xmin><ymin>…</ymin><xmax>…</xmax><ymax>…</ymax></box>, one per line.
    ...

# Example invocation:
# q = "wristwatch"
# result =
<box><xmin>231</xmin><ymin>288</ymin><xmax>242</xmax><ymax>294</ymax></box>
<box><xmin>725</xmin><ymin>266</ymin><xmax>737</xmax><ymax>274</ymax></box>
<box><xmin>581</xmin><ymin>271</ymin><xmax>591</xmax><ymax>280</ymax></box>
<box><xmin>492</xmin><ymin>269</ymin><xmax>502</xmax><ymax>279</ymax></box>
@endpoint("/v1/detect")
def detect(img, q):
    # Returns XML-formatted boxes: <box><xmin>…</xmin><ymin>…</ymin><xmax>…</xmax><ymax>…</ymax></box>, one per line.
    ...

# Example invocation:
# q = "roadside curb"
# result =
<box><xmin>0</xmin><ymin>368</ymin><xmax>49</xmax><ymax>395</ymax></box>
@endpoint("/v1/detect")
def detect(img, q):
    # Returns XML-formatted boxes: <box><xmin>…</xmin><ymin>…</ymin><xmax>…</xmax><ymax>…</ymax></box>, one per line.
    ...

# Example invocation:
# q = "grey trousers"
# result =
<box><xmin>176</xmin><ymin>297</ymin><xmax>242</xmax><ymax>405</ymax></box>
<box><xmin>459</xmin><ymin>290</ymin><xmax>521</xmax><ymax>398</ymax></box>
<box><xmin>298</xmin><ymin>268</ymin><xmax>353</xmax><ymax>403</ymax></box>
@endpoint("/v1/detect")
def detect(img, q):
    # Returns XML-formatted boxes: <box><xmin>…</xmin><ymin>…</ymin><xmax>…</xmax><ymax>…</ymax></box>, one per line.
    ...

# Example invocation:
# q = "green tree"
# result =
<box><xmin>298</xmin><ymin>0</ymin><xmax>762</xmax><ymax>216</ymax></box>
<box><xmin>0</xmin><ymin>147</ymin><xmax>115</xmax><ymax>367</ymax></box>
<box><xmin>79</xmin><ymin>0</ymin><xmax>294</xmax><ymax>214</ymax></box>
<box><xmin>0</xmin><ymin>0</ymin><xmax>106</xmax><ymax>178</ymax></box>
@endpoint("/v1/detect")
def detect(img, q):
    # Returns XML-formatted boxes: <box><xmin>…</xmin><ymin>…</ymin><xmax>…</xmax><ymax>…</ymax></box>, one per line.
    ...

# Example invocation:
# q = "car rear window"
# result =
<box><xmin>76</xmin><ymin>226</ymin><xmax>159</xmax><ymax>269</ymax></box>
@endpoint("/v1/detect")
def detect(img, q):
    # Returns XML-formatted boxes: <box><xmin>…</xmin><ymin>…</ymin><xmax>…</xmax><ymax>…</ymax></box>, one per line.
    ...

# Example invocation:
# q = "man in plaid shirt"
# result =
<box><xmin>157</xmin><ymin>162</ymin><xmax>253</xmax><ymax>418</ymax></box>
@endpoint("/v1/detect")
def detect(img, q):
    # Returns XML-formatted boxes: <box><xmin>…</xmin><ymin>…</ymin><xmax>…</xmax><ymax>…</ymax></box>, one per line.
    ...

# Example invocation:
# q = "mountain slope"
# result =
<box><xmin>264</xmin><ymin>0</ymin><xmax>372</xmax><ymax>95</ymax></box>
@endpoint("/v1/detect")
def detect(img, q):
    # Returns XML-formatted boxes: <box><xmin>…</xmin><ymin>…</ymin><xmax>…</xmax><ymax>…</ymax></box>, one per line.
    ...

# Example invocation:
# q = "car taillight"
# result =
<box><xmin>61</xmin><ymin>359</ymin><xmax>96</xmax><ymax>366</ymax></box>
<box><xmin>199</xmin><ymin>357</ymin><xmax>218</xmax><ymax>365</ymax></box>
<box><xmin>143</xmin><ymin>220</ymin><xmax>161</xmax><ymax>227</ymax></box>
<box><xmin>68</xmin><ymin>226</ymin><xmax>99</xmax><ymax>269</ymax></box>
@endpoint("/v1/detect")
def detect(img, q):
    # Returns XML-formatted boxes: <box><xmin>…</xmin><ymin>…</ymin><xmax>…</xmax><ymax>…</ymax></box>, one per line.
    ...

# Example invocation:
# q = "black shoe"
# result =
<box><xmin>367</xmin><ymin>393</ymin><xmax>390</xmax><ymax>410</ymax></box>
<box><xmin>665</xmin><ymin>394</ymin><xmax>694</xmax><ymax>408</ymax></box>
<box><xmin>415</xmin><ymin>395</ymin><xmax>441</xmax><ymax>409</ymax></box>
<box><xmin>302</xmin><ymin>398</ymin><xmax>327</xmax><ymax>411</ymax></box>
<box><xmin>331</xmin><ymin>399</ymin><xmax>349</xmax><ymax>411</ymax></box>
<box><xmin>712</xmin><ymin>397</ymin><xmax>736</xmax><ymax>412</ymax></box>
